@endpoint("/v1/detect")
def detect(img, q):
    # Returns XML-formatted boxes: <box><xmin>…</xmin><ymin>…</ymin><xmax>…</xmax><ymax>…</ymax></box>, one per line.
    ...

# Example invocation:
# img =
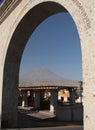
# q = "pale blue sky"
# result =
<box><xmin>19</xmin><ymin>12</ymin><xmax>82</xmax><ymax>81</ymax></box>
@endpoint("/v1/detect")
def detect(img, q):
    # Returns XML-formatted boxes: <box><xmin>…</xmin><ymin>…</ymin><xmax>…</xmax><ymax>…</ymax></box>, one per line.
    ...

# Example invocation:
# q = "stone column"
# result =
<box><xmin>76</xmin><ymin>89</ymin><xmax>83</xmax><ymax>103</ymax></box>
<box><xmin>40</xmin><ymin>90</ymin><xmax>45</xmax><ymax>100</ymax></box>
<box><xmin>29</xmin><ymin>90</ymin><xmax>34</xmax><ymax>106</ymax></box>
<box><xmin>69</xmin><ymin>88</ymin><xmax>76</xmax><ymax>104</ymax></box>
<box><xmin>50</xmin><ymin>90</ymin><xmax>58</xmax><ymax>113</ymax></box>
<box><xmin>30</xmin><ymin>90</ymin><xmax>34</xmax><ymax>99</ymax></box>
<box><xmin>34</xmin><ymin>91</ymin><xmax>41</xmax><ymax>110</ymax></box>
<box><xmin>22</xmin><ymin>90</ymin><xmax>28</xmax><ymax>107</ymax></box>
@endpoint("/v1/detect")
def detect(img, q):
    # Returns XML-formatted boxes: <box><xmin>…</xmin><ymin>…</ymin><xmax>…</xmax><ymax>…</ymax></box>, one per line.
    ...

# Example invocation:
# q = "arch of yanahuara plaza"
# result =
<box><xmin>0</xmin><ymin>0</ymin><xmax>95</xmax><ymax>129</ymax></box>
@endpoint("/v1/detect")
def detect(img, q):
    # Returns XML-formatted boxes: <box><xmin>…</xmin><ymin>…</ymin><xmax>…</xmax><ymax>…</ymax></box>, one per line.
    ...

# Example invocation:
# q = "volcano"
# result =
<box><xmin>19</xmin><ymin>67</ymin><xmax>80</xmax><ymax>87</ymax></box>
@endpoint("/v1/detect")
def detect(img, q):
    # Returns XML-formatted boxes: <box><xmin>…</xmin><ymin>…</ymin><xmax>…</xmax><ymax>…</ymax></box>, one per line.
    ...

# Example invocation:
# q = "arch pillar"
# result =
<box><xmin>22</xmin><ymin>90</ymin><xmax>28</xmax><ymax>107</ymax></box>
<box><xmin>1</xmin><ymin>62</ymin><xmax>18</xmax><ymax>128</ymax></box>
<box><xmin>69</xmin><ymin>88</ymin><xmax>76</xmax><ymax>104</ymax></box>
<box><xmin>34</xmin><ymin>91</ymin><xmax>41</xmax><ymax>110</ymax></box>
<box><xmin>50</xmin><ymin>90</ymin><xmax>58</xmax><ymax>113</ymax></box>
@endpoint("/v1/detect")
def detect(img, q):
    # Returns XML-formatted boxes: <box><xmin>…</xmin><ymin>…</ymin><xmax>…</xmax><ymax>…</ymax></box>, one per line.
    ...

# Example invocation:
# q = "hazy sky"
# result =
<box><xmin>19</xmin><ymin>12</ymin><xmax>82</xmax><ymax>81</ymax></box>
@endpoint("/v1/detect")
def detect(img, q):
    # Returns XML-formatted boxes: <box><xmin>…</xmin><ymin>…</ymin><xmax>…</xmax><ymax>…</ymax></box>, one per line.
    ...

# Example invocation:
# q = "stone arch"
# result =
<box><xmin>0</xmin><ymin>0</ymin><xmax>94</xmax><ymax>129</ymax></box>
<box><xmin>1</xmin><ymin>1</ymin><xmax>83</xmax><ymax>128</ymax></box>
<box><xmin>1</xmin><ymin>2</ymin><xmax>68</xmax><ymax>128</ymax></box>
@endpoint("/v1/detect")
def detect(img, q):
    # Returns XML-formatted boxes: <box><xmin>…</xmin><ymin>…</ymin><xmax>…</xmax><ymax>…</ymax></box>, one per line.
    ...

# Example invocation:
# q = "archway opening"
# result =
<box><xmin>2</xmin><ymin>1</ymin><xmax>83</xmax><ymax>128</ymax></box>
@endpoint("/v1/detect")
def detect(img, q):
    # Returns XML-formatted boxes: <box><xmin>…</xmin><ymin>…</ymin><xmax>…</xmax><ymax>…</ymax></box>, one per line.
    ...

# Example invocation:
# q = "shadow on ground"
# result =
<box><xmin>18</xmin><ymin>107</ymin><xmax>83</xmax><ymax>128</ymax></box>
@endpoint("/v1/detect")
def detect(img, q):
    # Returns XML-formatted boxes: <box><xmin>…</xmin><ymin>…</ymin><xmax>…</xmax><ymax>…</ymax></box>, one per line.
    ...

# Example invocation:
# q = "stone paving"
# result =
<box><xmin>1</xmin><ymin>126</ymin><xmax>83</xmax><ymax>130</ymax></box>
<box><xmin>17</xmin><ymin>106</ymin><xmax>83</xmax><ymax>128</ymax></box>
<box><xmin>1</xmin><ymin>106</ymin><xmax>83</xmax><ymax>130</ymax></box>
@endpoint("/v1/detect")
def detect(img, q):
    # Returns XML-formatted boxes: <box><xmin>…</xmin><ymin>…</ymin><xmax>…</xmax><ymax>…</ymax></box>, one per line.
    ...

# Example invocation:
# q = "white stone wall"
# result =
<box><xmin>0</xmin><ymin>0</ymin><xmax>95</xmax><ymax>129</ymax></box>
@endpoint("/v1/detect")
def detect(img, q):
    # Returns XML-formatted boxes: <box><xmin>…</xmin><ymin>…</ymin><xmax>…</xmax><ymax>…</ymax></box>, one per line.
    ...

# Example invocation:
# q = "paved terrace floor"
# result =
<box><xmin>2</xmin><ymin>126</ymin><xmax>83</xmax><ymax>130</ymax></box>
<box><xmin>2</xmin><ymin>106</ymin><xmax>83</xmax><ymax>130</ymax></box>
